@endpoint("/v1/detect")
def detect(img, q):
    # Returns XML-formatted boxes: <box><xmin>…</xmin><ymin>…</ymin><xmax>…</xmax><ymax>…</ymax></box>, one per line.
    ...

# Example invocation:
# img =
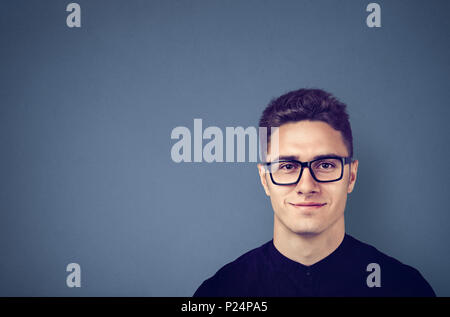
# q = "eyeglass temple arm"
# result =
<box><xmin>344</xmin><ymin>157</ymin><xmax>353</xmax><ymax>164</ymax></box>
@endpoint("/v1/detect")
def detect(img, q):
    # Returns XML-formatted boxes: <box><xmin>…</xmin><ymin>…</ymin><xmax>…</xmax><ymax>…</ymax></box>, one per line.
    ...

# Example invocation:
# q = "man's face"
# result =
<box><xmin>258</xmin><ymin>120</ymin><xmax>358</xmax><ymax>236</ymax></box>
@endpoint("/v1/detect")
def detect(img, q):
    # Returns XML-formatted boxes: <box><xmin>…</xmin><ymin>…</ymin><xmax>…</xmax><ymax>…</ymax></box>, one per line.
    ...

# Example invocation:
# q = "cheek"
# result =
<box><xmin>326</xmin><ymin>185</ymin><xmax>348</xmax><ymax>210</ymax></box>
<box><xmin>267</xmin><ymin>184</ymin><xmax>292</xmax><ymax>207</ymax></box>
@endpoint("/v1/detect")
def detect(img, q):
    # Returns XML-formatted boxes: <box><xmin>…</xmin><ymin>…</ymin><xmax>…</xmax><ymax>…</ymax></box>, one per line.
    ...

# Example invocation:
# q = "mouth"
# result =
<box><xmin>289</xmin><ymin>202</ymin><xmax>327</xmax><ymax>209</ymax></box>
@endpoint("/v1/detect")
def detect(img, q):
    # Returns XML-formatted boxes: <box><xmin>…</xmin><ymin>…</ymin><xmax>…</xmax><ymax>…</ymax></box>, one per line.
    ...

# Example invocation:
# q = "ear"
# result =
<box><xmin>347</xmin><ymin>159</ymin><xmax>359</xmax><ymax>194</ymax></box>
<box><xmin>257</xmin><ymin>164</ymin><xmax>271</xmax><ymax>196</ymax></box>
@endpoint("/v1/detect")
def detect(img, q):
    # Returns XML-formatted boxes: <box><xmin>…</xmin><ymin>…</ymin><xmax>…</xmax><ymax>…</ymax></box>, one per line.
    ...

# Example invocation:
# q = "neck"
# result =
<box><xmin>273</xmin><ymin>216</ymin><xmax>345</xmax><ymax>266</ymax></box>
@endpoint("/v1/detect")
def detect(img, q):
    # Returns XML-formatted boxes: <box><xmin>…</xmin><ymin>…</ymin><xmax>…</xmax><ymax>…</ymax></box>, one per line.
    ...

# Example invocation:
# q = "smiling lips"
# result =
<box><xmin>290</xmin><ymin>202</ymin><xmax>326</xmax><ymax>208</ymax></box>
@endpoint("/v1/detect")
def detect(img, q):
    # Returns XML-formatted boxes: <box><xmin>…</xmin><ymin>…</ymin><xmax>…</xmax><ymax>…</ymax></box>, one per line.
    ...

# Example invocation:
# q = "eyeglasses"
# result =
<box><xmin>264</xmin><ymin>156</ymin><xmax>352</xmax><ymax>185</ymax></box>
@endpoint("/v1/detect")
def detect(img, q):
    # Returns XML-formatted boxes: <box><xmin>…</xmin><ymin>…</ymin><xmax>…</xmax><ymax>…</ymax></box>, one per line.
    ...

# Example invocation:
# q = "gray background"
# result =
<box><xmin>0</xmin><ymin>0</ymin><xmax>449</xmax><ymax>296</ymax></box>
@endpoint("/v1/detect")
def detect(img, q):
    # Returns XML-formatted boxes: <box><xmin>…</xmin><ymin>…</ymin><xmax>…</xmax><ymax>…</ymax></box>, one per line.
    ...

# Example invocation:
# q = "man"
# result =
<box><xmin>193</xmin><ymin>88</ymin><xmax>435</xmax><ymax>297</ymax></box>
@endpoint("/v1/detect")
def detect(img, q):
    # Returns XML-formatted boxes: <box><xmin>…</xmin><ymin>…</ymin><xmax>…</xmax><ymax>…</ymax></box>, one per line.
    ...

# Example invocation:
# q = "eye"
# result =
<box><xmin>320</xmin><ymin>162</ymin><xmax>334</xmax><ymax>169</ymax></box>
<box><xmin>276</xmin><ymin>162</ymin><xmax>300</xmax><ymax>173</ymax></box>
<box><xmin>281</xmin><ymin>163</ymin><xmax>296</xmax><ymax>170</ymax></box>
<box><xmin>313</xmin><ymin>159</ymin><xmax>338</xmax><ymax>170</ymax></box>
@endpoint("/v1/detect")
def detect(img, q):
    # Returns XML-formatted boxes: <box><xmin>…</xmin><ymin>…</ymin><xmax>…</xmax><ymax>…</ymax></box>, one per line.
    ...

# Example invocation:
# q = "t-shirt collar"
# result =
<box><xmin>267</xmin><ymin>234</ymin><xmax>350</xmax><ymax>274</ymax></box>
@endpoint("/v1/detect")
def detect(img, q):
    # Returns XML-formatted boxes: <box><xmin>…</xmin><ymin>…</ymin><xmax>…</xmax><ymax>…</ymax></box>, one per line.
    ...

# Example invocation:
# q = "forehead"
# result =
<box><xmin>269</xmin><ymin>120</ymin><xmax>348</xmax><ymax>160</ymax></box>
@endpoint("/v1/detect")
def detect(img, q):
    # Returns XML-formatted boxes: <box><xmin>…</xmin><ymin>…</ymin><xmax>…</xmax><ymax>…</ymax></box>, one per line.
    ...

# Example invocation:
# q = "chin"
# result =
<box><xmin>293</xmin><ymin>229</ymin><xmax>322</xmax><ymax>236</ymax></box>
<box><xmin>275</xmin><ymin>212</ymin><xmax>328</xmax><ymax>236</ymax></box>
<box><xmin>290</xmin><ymin>224</ymin><xmax>324</xmax><ymax>236</ymax></box>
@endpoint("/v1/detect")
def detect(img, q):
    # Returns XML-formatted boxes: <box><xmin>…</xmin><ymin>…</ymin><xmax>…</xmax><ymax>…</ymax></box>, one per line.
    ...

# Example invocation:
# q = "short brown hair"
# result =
<box><xmin>259</xmin><ymin>88</ymin><xmax>353</xmax><ymax>159</ymax></box>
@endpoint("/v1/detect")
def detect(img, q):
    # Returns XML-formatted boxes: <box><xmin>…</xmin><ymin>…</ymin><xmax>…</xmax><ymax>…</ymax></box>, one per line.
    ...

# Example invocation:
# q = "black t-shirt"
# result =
<box><xmin>193</xmin><ymin>234</ymin><xmax>436</xmax><ymax>297</ymax></box>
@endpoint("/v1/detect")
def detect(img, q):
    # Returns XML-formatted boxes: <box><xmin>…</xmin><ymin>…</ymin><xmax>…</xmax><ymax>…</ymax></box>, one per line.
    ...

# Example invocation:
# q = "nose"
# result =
<box><xmin>294</xmin><ymin>166</ymin><xmax>320</xmax><ymax>195</ymax></box>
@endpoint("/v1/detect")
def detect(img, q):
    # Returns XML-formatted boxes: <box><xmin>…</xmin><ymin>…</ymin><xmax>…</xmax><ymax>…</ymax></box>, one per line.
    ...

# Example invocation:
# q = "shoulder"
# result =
<box><xmin>193</xmin><ymin>241</ymin><xmax>271</xmax><ymax>297</ymax></box>
<box><xmin>346</xmin><ymin>234</ymin><xmax>436</xmax><ymax>296</ymax></box>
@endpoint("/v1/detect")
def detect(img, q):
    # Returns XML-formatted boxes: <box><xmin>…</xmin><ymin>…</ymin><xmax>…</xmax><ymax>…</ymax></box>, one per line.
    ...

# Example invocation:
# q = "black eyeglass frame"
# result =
<box><xmin>264</xmin><ymin>156</ymin><xmax>352</xmax><ymax>185</ymax></box>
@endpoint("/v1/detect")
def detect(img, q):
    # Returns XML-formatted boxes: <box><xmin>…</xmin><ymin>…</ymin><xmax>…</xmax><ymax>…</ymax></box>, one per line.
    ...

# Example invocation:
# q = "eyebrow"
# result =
<box><xmin>273</xmin><ymin>153</ymin><xmax>344</xmax><ymax>162</ymax></box>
